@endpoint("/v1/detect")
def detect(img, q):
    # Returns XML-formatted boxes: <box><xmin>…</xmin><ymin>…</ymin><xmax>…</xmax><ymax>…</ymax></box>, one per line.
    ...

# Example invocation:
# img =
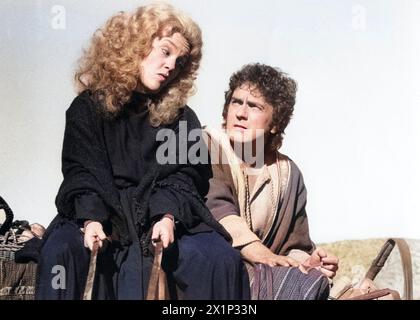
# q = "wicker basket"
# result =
<box><xmin>0</xmin><ymin>230</ymin><xmax>25</xmax><ymax>261</ymax></box>
<box><xmin>0</xmin><ymin>260</ymin><xmax>37</xmax><ymax>300</ymax></box>
<box><xmin>0</xmin><ymin>198</ymin><xmax>37</xmax><ymax>300</ymax></box>
<box><xmin>0</xmin><ymin>229</ymin><xmax>37</xmax><ymax>300</ymax></box>
<box><xmin>0</xmin><ymin>196</ymin><xmax>14</xmax><ymax>235</ymax></box>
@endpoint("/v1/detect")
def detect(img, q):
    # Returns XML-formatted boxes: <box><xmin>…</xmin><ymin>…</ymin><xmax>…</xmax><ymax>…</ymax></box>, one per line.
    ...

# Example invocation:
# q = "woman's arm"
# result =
<box><xmin>55</xmin><ymin>93</ymin><xmax>120</xmax><ymax>249</ymax></box>
<box><xmin>56</xmin><ymin>93</ymin><xmax>115</xmax><ymax>222</ymax></box>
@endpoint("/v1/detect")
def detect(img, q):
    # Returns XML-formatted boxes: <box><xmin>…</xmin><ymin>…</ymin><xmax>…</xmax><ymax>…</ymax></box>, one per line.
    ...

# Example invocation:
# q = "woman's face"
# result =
<box><xmin>225</xmin><ymin>84</ymin><xmax>275</xmax><ymax>146</ymax></box>
<box><xmin>138</xmin><ymin>32</ymin><xmax>190</xmax><ymax>93</ymax></box>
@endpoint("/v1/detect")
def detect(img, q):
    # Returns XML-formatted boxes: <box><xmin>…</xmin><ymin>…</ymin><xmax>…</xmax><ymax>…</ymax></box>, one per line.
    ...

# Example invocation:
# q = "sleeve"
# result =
<box><xmin>148</xmin><ymin>172</ymin><xmax>186</xmax><ymax>221</ymax></box>
<box><xmin>149</xmin><ymin>166</ymin><xmax>209</xmax><ymax>228</ymax></box>
<box><xmin>148</xmin><ymin>191</ymin><xmax>178</xmax><ymax>221</ymax></box>
<box><xmin>147</xmin><ymin>107</ymin><xmax>214</xmax><ymax>229</ymax></box>
<box><xmin>55</xmin><ymin>93</ymin><xmax>113</xmax><ymax>223</ymax></box>
<box><xmin>218</xmin><ymin>215</ymin><xmax>260</xmax><ymax>248</ymax></box>
<box><xmin>206</xmin><ymin>175</ymin><xmax>238</xmax><ymax>221</ymax></box>
<box><xmin>279</xmin><ymin>166</ymin><xmax>316</xmax><ymax>255</ymax></box>
<box><xmin>206</xmin><ymin>162</ymin><xmax>260</xmax><ymax>248</ymax></box>
<box><xmin>74</xmin><ymin>192</ymin><xmax>109</xmax><ymax>224</ymax></box>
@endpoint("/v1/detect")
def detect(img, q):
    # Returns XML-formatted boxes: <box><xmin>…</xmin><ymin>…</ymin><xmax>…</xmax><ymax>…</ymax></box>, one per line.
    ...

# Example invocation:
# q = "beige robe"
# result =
<box><xmin>204</xmin><ymin>128</ymin><xmax>315</xmax><ymax>260</ymax></box>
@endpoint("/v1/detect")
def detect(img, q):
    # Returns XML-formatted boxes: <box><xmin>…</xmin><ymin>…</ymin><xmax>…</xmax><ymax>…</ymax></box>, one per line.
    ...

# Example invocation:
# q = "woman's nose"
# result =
<box><xmin>165</xmin><ymin>57</ymin><xmax>177</xmax><ymax>72</ymax></box>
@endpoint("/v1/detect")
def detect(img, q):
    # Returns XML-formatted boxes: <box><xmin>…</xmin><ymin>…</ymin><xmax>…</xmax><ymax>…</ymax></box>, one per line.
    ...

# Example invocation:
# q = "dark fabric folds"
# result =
<box><xmin>54</xmin><ymin>90</ymin><xmax>229</xmax><ymax>253</ymax></box>
<box><xmin>54</xmin><ymin>92</ymin><xmax>129</xmax><ymax>244</ymax></box>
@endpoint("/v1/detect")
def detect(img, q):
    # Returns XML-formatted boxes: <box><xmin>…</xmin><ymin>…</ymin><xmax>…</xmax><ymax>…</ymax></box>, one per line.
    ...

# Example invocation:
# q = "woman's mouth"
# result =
<box><xmin>157</xmin><ymin>73</ymin><xmax>168</xmax><ymax>82</ymax></box>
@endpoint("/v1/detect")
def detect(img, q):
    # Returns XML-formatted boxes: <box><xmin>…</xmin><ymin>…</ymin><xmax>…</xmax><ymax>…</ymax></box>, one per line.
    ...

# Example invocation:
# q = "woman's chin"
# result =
<box><xmin>137</xmin><ymin>82</ymin><xmax>163</xmax><ymax>94</ymax></box>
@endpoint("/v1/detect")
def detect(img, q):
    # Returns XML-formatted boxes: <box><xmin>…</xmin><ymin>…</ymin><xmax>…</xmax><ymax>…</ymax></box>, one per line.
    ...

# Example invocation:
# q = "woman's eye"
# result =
<box><xmin>161</xmin><ymin>48</ymin><xmax>170</xmax><ymax>56</ymax></box>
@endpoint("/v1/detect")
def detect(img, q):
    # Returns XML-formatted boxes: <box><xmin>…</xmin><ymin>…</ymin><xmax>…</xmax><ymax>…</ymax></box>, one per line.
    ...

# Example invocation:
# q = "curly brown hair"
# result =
<box><xmin>222</xmin><ymin>63</ymin><xmax>297</xmax><ymax>151</ymax></box>
<box><xmin>75</xmin><ymin>3</ymin><xmax>202</xmax><ymax>126</ymax></box>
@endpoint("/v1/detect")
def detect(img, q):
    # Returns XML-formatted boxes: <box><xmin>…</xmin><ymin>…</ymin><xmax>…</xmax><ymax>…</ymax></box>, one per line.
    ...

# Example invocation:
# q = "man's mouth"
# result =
<box><xmin>233</xmin><ymin>124</ymin><xmax>247</xmax><ymax>130</ymax></box>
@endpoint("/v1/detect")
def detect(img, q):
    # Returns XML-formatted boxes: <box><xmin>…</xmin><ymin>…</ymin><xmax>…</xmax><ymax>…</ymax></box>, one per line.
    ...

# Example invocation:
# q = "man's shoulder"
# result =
<box><xmin>277</xmin><ymin>152</ymin><xmax>304</xmax><ymax>178</ymax></box>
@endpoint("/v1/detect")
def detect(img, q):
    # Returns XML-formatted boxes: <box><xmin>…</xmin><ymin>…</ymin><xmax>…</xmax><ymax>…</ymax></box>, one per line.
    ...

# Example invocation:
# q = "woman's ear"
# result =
<box><xmin>270</xmin><ymin>127</ymin><xmax>277</xmax><ymax>134</ymax></box>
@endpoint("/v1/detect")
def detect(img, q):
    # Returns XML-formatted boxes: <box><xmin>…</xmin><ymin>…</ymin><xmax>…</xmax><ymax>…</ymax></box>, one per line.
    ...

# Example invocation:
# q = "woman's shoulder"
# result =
<box><xmin>65</xmin><ymin>90</ymin><xmax>99</xmax><ymax>119</ymax></box>
<box><xmin>176</xmin><ymin>105</ymin><xmax>201</xmax><ymax>129</ymax></box>
<box><xmin>180</xmin><ymin>105</ymin><xmax>198</xmax><ymax>120</ymax></box>
<box><xmin>66</xmin><ymin>90</ymin><xmax>94</xmax><ymax>113</ymax></box>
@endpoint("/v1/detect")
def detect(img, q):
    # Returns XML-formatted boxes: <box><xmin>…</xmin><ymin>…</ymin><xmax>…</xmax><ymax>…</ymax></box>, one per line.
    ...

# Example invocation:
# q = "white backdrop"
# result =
<box><xmin>1</xmin><ymin>0</ymin><xmax>419</xmax><ymax>243</ymax></box>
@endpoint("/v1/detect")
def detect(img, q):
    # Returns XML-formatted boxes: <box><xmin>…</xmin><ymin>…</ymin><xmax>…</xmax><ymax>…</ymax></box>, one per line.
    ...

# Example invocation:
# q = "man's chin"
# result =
<box><xmin>228</xmin><ymin>134</ymin><xmax>255</xmax><ymax>146</ymax></box>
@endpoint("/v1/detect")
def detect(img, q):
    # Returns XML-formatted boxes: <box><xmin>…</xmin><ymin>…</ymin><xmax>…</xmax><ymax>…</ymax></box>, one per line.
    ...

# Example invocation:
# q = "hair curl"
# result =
<box><xmin>75</xmin><ymin>3</ymin><xmax>202</xmax><ymax>126</ymax></box>
<box><xmin>222</xmin><ymin>63</ymin><xmax>297</xmax><ymax>151</ymax></box>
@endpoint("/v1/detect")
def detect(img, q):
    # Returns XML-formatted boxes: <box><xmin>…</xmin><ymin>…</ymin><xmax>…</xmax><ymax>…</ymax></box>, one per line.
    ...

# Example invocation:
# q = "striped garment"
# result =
<box><xmin>250</xmin><ymin>264</ymin><xmax>330</xmax><ymax>300</ymax></box>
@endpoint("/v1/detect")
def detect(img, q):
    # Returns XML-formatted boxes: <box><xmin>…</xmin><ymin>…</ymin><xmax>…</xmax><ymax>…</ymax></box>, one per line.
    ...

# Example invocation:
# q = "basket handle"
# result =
<box><xmin>365</xmin><ymin>238</ymin><xmax>413</xmax><ymax>300</ymax></box>
<box><xmin>1</xmin><ymin>231</ymin><xmax>17</xmax><ymax>245</ymax></box>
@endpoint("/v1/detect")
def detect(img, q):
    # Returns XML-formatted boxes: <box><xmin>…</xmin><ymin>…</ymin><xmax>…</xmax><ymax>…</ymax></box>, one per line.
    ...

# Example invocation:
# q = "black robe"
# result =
<box><xmin>53</xmin><ymin>90</ymin><xmax>229</xmax><ymax>254</ymax></box>
<box><xmin>35</xmin><ymin>91</ymin><xmax>252</xmax><ymax>300</ymax></box>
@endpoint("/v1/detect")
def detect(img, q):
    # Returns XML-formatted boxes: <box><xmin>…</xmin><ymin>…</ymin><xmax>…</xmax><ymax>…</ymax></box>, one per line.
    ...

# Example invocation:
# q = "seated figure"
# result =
<box><xmin>205</xmin><ymin>63</ymin><xmax>339</xmax><ymax>299</ymax></box>
<box><xmin>34</xmin><ymin>4</ymin><xmax>249</xmax><ymax>300</ymax></box>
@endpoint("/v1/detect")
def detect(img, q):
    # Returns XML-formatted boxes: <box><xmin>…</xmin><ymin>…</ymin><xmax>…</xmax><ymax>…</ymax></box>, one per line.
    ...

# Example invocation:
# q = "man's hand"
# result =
<box><xmin>83</xmin><ymin>220</ymin><xmax>107</xmax><ymax>251</ymax></box>
<box><xmin>301</xmin><ymin>248</ymin><xmax>339</xmax><ymax>279</ymax></box>
<box><xmin>240</xmin><ymin>241</ymin><xmax>299</xmax><ymax>267</ymax></box>
<box><xmin>151</xmin><ymin>215</ymin><xmax>175</xmax><ymax>249</ymax></box>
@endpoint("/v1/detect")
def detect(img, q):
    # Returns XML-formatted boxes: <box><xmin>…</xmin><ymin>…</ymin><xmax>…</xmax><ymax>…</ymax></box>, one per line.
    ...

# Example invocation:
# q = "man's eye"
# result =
<box><xmin>249</xmin><ymin>104</ymin><xmax>263</xmax><ymax>111</ymax></box>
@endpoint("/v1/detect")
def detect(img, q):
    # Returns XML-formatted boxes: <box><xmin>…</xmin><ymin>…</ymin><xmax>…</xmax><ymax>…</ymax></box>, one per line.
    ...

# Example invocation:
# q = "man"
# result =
<box><xmin>205</xmin><ymin>63</ymin><xmax>339</xmax><ymax>298</ymax></box>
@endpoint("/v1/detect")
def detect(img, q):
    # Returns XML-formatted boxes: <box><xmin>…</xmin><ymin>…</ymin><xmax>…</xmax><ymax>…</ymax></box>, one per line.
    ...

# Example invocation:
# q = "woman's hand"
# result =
<box><xmin>240</xmin><ymin>241</ymin><xmax>299</xmax><ymax>267</ymax></box>
<box><xmin>151</xmin><ymin>214</ymin><xmax>175</xmax><ymax>249</ymax></box>
<box><xmin>83</xmin><ymin>220</ymin><xmax>107</xmax><ymax>251</ymax></box>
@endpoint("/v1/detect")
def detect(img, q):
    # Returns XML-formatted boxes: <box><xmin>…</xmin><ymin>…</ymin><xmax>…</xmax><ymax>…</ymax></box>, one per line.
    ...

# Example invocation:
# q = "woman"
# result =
<box><xmin>35</xmin><ymin>3</ymin><xmax>249</xmax><ymax>300</ymax></box>
<box><xmin>205</xmin><ymin>63</ymin><xmax>339</xmax><ymax>299</ymax></box>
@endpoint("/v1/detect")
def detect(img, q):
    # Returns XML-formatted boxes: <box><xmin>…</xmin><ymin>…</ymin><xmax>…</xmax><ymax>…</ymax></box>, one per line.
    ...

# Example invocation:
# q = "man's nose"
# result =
<box><xmin>236</xmin><ymin>103</ymin><xmax>248</xmax><ymax>118</ymax></box>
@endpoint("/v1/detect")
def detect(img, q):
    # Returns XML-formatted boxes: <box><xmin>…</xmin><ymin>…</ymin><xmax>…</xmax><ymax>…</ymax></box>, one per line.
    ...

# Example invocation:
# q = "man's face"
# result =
<box><xmin>225</xmin><ymin>84</ymin><xmax>274</xmax><ymax>145</ymax></box>
<box><xmin>138</xmin><ymin>32</ymin><xmax>190</xmax><ymax>93</ymax></box>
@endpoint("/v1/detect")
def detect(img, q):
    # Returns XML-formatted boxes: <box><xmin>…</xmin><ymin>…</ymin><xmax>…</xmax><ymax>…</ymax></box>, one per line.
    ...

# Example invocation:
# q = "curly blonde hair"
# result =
<box><xmin>75</xmin><ymin>3</ymin><xmax>202</xmax><ymax>126</ymax></box>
